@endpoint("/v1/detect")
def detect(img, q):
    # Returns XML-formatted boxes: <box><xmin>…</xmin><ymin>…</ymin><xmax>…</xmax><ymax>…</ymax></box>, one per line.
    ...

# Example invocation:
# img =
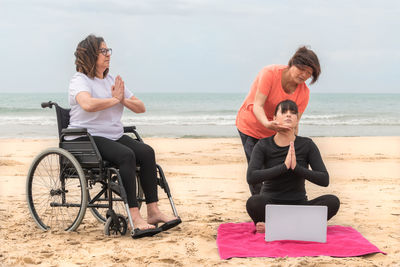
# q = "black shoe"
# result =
<box><xmin>160</xmin><ymin>217</ymin><xmax>182</xmax><ymax>231</ymax></box>
<box><xmin>131</xmin><ymin>227</ymin><xmax>162</xmax><ymax>239</ymax></box>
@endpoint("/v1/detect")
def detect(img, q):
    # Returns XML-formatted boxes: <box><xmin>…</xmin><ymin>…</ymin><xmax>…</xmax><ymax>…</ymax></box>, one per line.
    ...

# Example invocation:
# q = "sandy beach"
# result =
<box><xmin>0</xmin><ymin>137</ymin><xmax>399</xmax><ymax>266</ymax></box>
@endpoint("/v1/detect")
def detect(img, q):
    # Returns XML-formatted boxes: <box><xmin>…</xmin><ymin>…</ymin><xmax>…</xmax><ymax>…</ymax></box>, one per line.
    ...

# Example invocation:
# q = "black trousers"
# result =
<box><xmin>246</xmin><ymin>194</ymin><xmax>340</xmax><ymax>224</ymax></box>
<box><xmin>74</xmin><ymin>135</ymin><xmax>158</xmax><ymax>207</ymax></box>
<box><xmin>238</xmin><ymin>129</ymin><xmax>262</xmax><ymax>195</ymax></box>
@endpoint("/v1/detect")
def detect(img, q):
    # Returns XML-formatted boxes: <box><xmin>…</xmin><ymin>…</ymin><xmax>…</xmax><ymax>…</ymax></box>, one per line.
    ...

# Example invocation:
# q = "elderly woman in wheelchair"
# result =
<box><xmin>26</xmin><ymin>34</ymin><xmax>181</xmax><ymax>239</ymax></box>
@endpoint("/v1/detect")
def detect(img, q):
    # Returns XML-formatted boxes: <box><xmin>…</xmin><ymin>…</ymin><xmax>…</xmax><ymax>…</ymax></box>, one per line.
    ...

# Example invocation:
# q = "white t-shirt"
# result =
<box><xmin>68</xmin><ymin>72</ymin><xmax>134</xmax><ymax>140</ymax></box>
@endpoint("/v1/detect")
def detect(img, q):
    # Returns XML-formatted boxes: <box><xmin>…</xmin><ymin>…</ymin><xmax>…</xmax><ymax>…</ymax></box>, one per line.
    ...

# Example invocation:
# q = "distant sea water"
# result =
<box><xmin>0</xmin><ymin>92</ymin><xmax>399</xmax><ymax>138</ymax></box>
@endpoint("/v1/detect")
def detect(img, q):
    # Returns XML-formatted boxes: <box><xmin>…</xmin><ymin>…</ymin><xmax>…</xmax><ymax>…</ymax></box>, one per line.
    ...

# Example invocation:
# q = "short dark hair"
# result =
<box><xmin>74</xmin><ymin>34</ymin><xmax>109</xmax><ymax>78</ymax></box>
<box><xmin>274</xmin><ymin>100</ymin><xmax>298</xmax><ymax>116</ymax></box>
<box><xmin>288</xmin><ymin>46</ymin><xmax>320</xmax><ymax>84</ymax></box>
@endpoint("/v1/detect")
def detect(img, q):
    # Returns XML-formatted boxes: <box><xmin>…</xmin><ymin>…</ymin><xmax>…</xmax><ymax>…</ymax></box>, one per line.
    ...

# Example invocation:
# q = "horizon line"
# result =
<box><xmin>1</xmin><ymin>91</ymin><xmax>399</xmax><ymax>95</ymax></box>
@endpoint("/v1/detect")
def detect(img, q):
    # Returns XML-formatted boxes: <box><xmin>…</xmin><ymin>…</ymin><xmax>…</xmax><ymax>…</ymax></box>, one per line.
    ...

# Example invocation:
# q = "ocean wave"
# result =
<box><xmin>122</xmin><ymin>115</ymin><xmax>236</xmax><ymax>126</ymax></box>
<box><xmin>302</xmin><ymin>114</ymin><xmax>345</xmax><ymax>119</ymax></box>
<box><xmin>301</xmin><ymin>118</ymin><xmax>400</xmax><ymax>126</ymax></box>
<box><xmin>0</xmin><ymin>107</ymin><xmax>48</xmax><ymax>113</ymax></box>
<box><xmin>1</xmin><ymin>114</ymin><xmax>400</xmax><ymax>127</ymax></box>
<box><xmin>0</xmin><ymin>116</ymin><xmax>56</xmax><ymax>125</ymax></box>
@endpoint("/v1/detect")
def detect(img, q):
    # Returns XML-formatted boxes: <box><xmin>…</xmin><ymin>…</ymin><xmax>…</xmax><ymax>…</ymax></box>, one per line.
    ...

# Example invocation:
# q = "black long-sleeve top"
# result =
<box><xmin>247</xmin><ymin>136</ymin><xmax>329</xmax><ymax>201</ymax></box>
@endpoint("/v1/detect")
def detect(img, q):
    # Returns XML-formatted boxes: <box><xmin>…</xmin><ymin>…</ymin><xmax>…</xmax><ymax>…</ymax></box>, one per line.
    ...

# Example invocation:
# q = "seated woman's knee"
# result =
<box><xmin>246</xmin><ymin>196</ymin><xmax>263</xmax><ymax>214</ymax></box>
<box><xmin>326</xmin><ymin>194</ymin><xmax>340</xmax><ymax>209</ymax></box>
<box><xmin>142</xmin><ymin>144</ymin><xmax>155</xmax><ymax>159</ymax></box>
<box><xmin>330</xmin><ymin>194</ymin><xmax>340</xmax><ymax>212</ymax></box>
<box><xmin>119</xmin><ymin>148</ymin><xmax>136</xmax><ymax>164</ymax></box>
<box><xmin>326</xmin><ymin>194</ymin><xmax>340</xmax><ymax>219</ymax></box>
<box><xmin>145</xmin><ymin>144</ymin><xmax>155</xmax><ymax>155</ymax></box>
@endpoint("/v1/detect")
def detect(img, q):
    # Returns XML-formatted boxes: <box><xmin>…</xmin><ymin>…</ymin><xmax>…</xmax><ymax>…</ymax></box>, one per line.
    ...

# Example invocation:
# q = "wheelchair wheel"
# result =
<box><xmin>104</xmin><ymin>214</ymin><xmax>127</xmax><ymax>236</ymax></box>
<box><xmin>26</xmin><ymin>148</ymin><xmax>87</xmax><ymax>232</ymax></box>
<box><xmin>89</xmin><ymin>175</ymin><xmax>144</xmax><ymax>223</ymax></box>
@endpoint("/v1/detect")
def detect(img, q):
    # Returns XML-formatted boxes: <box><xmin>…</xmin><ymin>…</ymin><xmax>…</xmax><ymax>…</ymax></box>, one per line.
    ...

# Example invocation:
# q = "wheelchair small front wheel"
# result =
<box><xmin>26</xmin><ymin>147</ymin><xmax>88</xmax><ymax>232</ymax></box>
<box><xmin>104</xmin><ymin>214</ymin><xmax>127</xmax><ymax>236</ymax></box>
<box><xmin>89</xmin><ymin>175</ymin><xmax>144</xmax><ymax>223</ymax></box>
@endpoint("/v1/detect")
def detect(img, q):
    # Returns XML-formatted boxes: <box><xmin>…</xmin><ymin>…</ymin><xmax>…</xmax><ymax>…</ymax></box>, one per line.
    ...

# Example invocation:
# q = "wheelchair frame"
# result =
<box><xmin>26</xmin><ymin>101</ymin><xmax>179</xmax><ymax>236</ymax></box>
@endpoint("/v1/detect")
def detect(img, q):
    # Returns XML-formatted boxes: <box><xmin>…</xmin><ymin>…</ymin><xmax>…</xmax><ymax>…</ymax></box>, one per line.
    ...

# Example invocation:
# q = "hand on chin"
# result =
<box><xmin>282</xmin><ymin>122</ymin><xmax>294</xmax><ymax>128</ymax></box>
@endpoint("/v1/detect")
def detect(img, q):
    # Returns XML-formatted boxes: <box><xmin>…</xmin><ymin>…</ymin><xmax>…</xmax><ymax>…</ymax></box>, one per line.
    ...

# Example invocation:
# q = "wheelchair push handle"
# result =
<box><xmin>41</xmin><ymin>101</ymin><xmax>58</xmax><ymax>109</ymax></box>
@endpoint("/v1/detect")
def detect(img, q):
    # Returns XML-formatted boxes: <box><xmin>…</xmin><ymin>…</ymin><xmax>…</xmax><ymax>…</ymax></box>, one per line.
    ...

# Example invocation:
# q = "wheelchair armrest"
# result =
<box><xmin>123</xmin><ymin>126</ymin><xmax>136</xmax><ymax>133</ymax></box>
<box><xmin>123</xmin><ymin>126</ymin><xmax>143</xmax><ymax>142</ymax></box>
<box><xmin>61</xmin><ymin>128</ymin><xmax>88</xmax><ymax>135</ymax></box>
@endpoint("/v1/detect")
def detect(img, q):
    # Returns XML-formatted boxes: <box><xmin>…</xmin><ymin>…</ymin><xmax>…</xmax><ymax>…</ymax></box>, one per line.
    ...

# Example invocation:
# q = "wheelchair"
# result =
<box><xmin>26</xmin><ymin>101</ymin><xmax>180</xmax><ymax>237</ymax></box>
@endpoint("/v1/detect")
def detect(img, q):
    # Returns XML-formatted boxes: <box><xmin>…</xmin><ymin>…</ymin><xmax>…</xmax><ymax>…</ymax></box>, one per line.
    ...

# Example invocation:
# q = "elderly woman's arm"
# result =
<box><xmin>76</xmin><ymin>91</ymin><xmax>120</xmax><ymax>112</ymax></box>
<box><xmin>122</xmin><ymin>96</ymin><xmax>146</xmax><ymax>113</ymax></box>
<box><xmin>114</xmin><ymin>75</ymin><xmax>145</xmax><ymax>113</ymax></box>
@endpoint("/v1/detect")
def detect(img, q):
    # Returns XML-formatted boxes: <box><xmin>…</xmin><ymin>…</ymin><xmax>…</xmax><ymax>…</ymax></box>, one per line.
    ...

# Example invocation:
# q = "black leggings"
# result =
<box><xmin>246</xmin><ymin>194</ymin><xmax>340</xmax><ymax>224</ymax></box>
<box><xmin>74</xmin><ymin>135</ymin><xmax>158</xmax><ymax>208</ymax></box>
<box><xmin>237</xmin><ymin>129</ymin><xmax>261</xmax><ymax>195</ymax></box>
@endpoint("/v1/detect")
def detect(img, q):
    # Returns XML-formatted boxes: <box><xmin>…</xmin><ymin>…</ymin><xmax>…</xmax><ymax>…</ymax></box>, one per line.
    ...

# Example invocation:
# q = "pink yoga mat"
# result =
<box><xmin>217</xmin><ymin>223</ymin><xmax>385</xmax><ymax>259</ymax></box>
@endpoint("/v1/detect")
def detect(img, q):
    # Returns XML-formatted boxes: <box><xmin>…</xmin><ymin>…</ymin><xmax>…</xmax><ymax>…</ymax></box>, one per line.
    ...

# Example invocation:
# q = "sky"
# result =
<box><xmin>0</xmin><ymin>0</ymin><xmax>399</xmax><ymax>93</ymax></box>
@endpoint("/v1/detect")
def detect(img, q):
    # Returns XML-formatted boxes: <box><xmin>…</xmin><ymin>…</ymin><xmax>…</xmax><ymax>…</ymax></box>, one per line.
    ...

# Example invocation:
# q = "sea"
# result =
<box><xmin>0</xmin><ymin>92</ymin><xmax>399</xmax><ymax>138</ymax></box>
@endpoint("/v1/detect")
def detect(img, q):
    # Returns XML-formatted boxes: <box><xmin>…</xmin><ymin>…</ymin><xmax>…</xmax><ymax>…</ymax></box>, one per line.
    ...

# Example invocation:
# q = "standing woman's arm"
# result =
<box><xmin>252</xmin><ymin>68</ymin><xmax>291</xmax><ymax>133</ymax></box>
<box><xmin>253</xmin><ymin>90</ymin><xmax>291</xmax><ymax>132</ymax></box>
<box><xmin>253</xmin><ymin>90</ymin><xmax>271</xmax><ymax>128</ymax></box>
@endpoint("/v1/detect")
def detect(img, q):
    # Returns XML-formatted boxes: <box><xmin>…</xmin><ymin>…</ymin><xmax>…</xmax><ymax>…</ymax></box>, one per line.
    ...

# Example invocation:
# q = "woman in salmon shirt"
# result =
<box><xmin>236</xmin><ymin>46</ymin><xmax>321</xmax><ymax>195</ymax></box>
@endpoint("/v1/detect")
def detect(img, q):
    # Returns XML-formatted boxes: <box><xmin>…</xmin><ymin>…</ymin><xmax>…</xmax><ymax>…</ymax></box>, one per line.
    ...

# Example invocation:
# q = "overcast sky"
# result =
<box><xmin>0</xmin><ymin>0</ymin><xmax>399</xmax><ymax>93</ymax></box>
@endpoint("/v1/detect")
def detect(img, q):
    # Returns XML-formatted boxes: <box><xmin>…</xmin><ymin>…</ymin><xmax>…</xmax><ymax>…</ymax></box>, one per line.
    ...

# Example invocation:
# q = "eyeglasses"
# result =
<box><xmin>99</xmin><ymin>48</ymin><xmax>112</xmax><ymax>56</ymax></box>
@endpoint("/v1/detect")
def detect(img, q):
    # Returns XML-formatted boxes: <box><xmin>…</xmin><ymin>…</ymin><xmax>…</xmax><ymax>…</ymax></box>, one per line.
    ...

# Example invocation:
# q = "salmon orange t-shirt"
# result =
<box><xmin>236</xmin><ymin>65</ymin><xmax>310</xmax><ymax>139</ymax></box>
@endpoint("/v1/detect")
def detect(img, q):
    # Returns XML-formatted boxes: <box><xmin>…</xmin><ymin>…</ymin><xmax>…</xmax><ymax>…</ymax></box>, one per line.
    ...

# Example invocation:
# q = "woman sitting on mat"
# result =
<box><xmin>246</xmin><ymin>100</ymin><xmax>340</xmax><ymax>233</ymax></box>
<box><xmin>67</xmin><ymin>34</ymin><xmax>180</xmax><ymax>238</ymax></box>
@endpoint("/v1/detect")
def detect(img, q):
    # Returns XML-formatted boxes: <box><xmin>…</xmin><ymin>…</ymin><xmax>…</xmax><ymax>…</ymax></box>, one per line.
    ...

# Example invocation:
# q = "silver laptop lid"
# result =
<box><xmin>265</xmin><ymin>204</ymin><xmax>327</xmax><ymax>243</ymax></box>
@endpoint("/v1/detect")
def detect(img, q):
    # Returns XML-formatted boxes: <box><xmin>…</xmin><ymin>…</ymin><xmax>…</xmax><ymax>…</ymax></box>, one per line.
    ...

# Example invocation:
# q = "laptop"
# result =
<box><xmin>265</xmin><ymin>204</ymin><xmax>327</xmax><ymax>243</ymax></box>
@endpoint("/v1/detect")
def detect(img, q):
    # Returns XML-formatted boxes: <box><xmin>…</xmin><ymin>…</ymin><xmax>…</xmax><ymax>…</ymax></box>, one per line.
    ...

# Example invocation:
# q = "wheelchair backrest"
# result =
<box><xmin>55</xmin><ymin>105</ymin><xmax>71</xmax><ymax>139</ymax></box>
<box><xmin>53</xmin><ymin>103</ymin><xmax>102</xmax><ymax>167</ymax></box>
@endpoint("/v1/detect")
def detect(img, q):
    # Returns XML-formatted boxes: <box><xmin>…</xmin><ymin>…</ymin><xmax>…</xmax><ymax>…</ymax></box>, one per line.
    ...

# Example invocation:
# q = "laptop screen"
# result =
<box><xmin>265</xmin><ymin>204</ymin><xmax>327</xmax><ymax>243</ymax></box>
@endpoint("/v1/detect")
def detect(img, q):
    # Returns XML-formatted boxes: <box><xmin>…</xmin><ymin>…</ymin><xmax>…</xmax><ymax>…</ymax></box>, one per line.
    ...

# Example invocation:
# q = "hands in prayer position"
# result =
<box><xmin>284</xmin><ymin>141</ymin><xmax>297</xmax><ymax>170</ymax></box>
<box><xmin>111</xmin><ymin>75</ymin><xmax>125</xmax><ymax>102</ymax></box>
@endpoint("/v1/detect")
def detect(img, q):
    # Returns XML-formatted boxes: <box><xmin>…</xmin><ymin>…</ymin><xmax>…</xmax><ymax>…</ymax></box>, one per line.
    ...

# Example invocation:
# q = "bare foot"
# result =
<box><xmin>132</xmin><ymin>217</ymin><xmax>156</xmax><ymax>230</ymax></box>
<box><xmin>256</xmin><ymin>222</ymin><xmax>265</xmax><ymax>233</ymax></box>
<box><xmin>130</xmin><ymin>211</ymin><xmax>156</xmax><ymax>230</ymax></box>
<box><xmin>129</xmin><ymin>208</ymin><xmax>156</xmax><ymax>230</ymax></box>
<box><xmin>147</xmin><ymin>212</ymin><xmax>178</xmax><ymax>226</ymax></box>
